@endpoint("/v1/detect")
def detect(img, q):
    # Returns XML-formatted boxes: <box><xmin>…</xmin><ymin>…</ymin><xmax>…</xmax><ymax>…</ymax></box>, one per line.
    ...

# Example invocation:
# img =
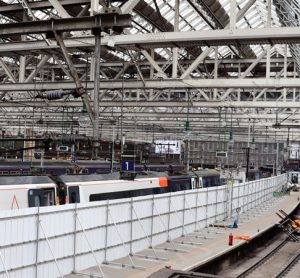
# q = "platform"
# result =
<box><xmin>66</xmin><ymin>191</ymin><xmax>300</xmax><ymax>278</ymax></box>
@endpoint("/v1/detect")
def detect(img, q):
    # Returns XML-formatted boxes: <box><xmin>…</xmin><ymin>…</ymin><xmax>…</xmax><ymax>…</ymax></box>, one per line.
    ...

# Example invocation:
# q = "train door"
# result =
<box><xmin>28</xmin><ymin>188</ymin><xmax>55</xmax><ymax>207</ymax></box>
<box><xmin>68</xmin><ymin>186</ymin><xmax>80</xmax><ymax>203</ymax></box>
<box><xmin>191</xmin><ymin>177</ymin><xmax>196</xmax><ymax>189</ymax></box>
<box><xmin>199</xmin><ymin>177</ymin><xmax>203</xmax><ymax>188</ymax></box>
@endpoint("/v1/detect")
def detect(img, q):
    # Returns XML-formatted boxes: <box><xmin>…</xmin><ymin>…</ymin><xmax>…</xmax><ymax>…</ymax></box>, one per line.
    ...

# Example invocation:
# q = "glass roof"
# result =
<box><xmin>0</xmin><ymin>0</ymin><xmax>293</xmax><ymax>67</ymax></box>
<box><xmin>127</xmin><ymin>0</ymin><xmax>291</xmax><ymax>62</ymax></box>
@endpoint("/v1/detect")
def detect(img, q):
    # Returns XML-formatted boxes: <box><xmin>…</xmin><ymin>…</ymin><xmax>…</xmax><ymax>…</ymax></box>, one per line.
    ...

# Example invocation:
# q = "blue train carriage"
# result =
<box><xmin>188</xmin><ymin>169</ymin><xmax>221</xmax><ymax>188</ymax></box>
<box><xmin>0</xmin><ymin>176</ymin><xmax>57</xmax><ymax>210</ymax></box>
<box><xmin>165</xmin><ymin>169</ymin><xmax>221</xmax><ymax>192</ymax></box>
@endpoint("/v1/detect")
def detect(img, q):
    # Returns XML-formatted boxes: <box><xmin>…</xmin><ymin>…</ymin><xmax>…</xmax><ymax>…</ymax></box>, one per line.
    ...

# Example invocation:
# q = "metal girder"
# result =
<box><xmin>2</xmin><ymin>100</ymin><xmax>300</xmax><ymax>109</ymax></box>
<box><xmin>0</xmin><ymin>14</ymin><xmax>131</xmax><ymax>37</ymax></box>
<box><xmin>0</xmin><ymin>59</ymin><xmax>17</xmax><ymax>83</ymax></box>
<box><xmin>48</xmin><ymin>0</ymin><xmax>71</xmax><ymax>18</ymax></box>
<box><xmin>141</xmin><ymin>50</ymin><xmax>168</xmax><ymax>79</ymax></box>
<box><xmin>2</xmin><ymin>111</ymin><xmax>300</xmax><ymax>121</ymax></box>
<box><xmin>180</xmin><ymin>47</ymin><xmax>212</xmax><ymax>79</ymax></box>
<box><xmin>121</xmin><ymin>0</ymin><xmax>140</xmax><ymax>13</ymax></box>
<box><xmin>53</xmin><ymin>30</ymin><xmax>95</xmax><ymax>126</ymax></box>
<box><xmin>0</xmin><ymin>78</ymin><xmax>299</xmax><ymax>90</ymax></box>
<box><xmin>0</xmin><ymin>0</ymin><xmax>89</xmax><ymax>13</ymax></box>
<box><xmin>25</xmin><ymin>55</ymin><xmax>50</xmax><ymax>82</ymax></box>
<box><xmin>1</xmin><ymin>27</ymin><xmax>300</xmax><ymax>53</ymax></box>
<box><xmin>220</xmin><ymin>50</ymin><xmax>267</xmax><ymax>100</ymax></box>
<box><xmin>105</xmin><ymin>26</ymin><xmax>300</xmax><ymax>47</ymax></box>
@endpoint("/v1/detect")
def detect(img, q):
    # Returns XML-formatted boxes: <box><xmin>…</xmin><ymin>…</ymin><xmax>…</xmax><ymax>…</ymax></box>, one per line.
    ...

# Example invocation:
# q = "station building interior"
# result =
<box><xmin>0</xmin><ymin>0</ymin><xmax>298</xmax><ymax>174</ymax></box>
<box><xmin>0</xmin><ymin>1</ymin><xmax>300</xmax><ymax>278</ymax></box>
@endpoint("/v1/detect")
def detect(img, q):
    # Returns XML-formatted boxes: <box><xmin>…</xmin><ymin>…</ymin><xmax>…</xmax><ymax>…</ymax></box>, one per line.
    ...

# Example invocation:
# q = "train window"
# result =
<box><xmin>10</xmin><ymin>171</ymin><xmax>21</xmax><ymax>175</ymax></box>
<box><xmin>28</xmin><ymin>189</ymin><xmax>55</xmax><ymax>207</ymax></box>
<box><xmin>33</xmin><ymin>195</ymin><xmax>41</xmax><ymax>207</ymax></box>
<box><xmin>68</xmin><ymin>186</ymin><xmax>80</xmax><ymax>203</ymax></box>
<box><xmin>90</xmin><ymin>188</ymin><xmax>158</xmax><ymax>202</ymax></box>
<box><xmin>0</xmin><ymin>171</ymin><xmax>8</xmax><ymax>175</ymax></box>
<box><xmin>83</xmin><ymin>169</ymin><xmax>89</xmax><ymax>174</ymax></box>
<box><xmin>202</xmin><ymin>178</ymin><xmax>209</xmax><ymax>187</ymax></box>
<box><xmin>90</xmin><ymin>191</ymin><xmax>121</xmax><ymax>201</ymax></box>
<box><xmin>70</xmin><ymin>192</ymin><xmax>77</xmax><ymax>203</ymax></box>
<box><xmin>131</xmin><ymin>188</ymin><xmax>154</xmax><ymax>197</ymax></box>
<box><xmin>153</xmin><ymin>187</ymin><xmax>166</xmax><ymax>194</ymax></box>
<box><xmin>212</xmin><ymin>176</ymin><xmax>220</xmax><ymax>186</ymax></box>
<box><xmin>43</xmin><ymin>189</ymin><xmax>55</xmax><ymax>206</ymax></box>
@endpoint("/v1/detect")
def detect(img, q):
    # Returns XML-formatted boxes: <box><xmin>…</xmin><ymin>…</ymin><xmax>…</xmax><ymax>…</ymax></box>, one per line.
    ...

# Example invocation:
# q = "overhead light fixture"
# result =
<box><xmin>79</xmin><ymin>103</ymin><xmax>91</xmax><ymax>128</ymax></box>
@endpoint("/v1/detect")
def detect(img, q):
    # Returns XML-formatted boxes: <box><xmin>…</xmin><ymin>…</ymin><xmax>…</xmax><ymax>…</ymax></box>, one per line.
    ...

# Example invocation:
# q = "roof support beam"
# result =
<box><xmin>0</xmin><ymin>78</ymin><xmax>300</xmax><ymax>90</ymax></box>
<box><xmin>0</xmin><ymin>14</ymin><xmax>131</xmax><ymax>36</ymax></box>
<box><xmin>0</xmin><ymin>59</ymin><xmax>17</xmax><ymax>83</ymax></box>
<box><xmin>53</xmin><ymin>31</ymin><xmax>95</xmax><ymax>126</ymax></box>
<box><xmin>48</xmin><ymin>0</ymin><xmax>71</xmax><ymax>18</ymax></box>
<box><xmin>180</xmin><ymin>47</ymin><xmax>212</xmax><ymax>79</ymax></box>
<box><xmin>220</xmin><ymin>49</ymin><xmax>267</xmax><ymax>100</ymax></box>
<box><xmin>25</xmin><ymin>55</ymin><xmax>50</xmax><ymax>82</ymax></box>
<box><xmin>141</xmin><ymin>50</ymin><xmax>168</xmax><ymax>79</ymax></box>
<box><xmin>3</xmin><ymin>100</ymin><xmax>300</xmax><ymax>109</ymax></box>
<box><xmin>121</xmin><ymin>0</ymin><xmax>140</xmax><ymax>13</ymax></box>
<box><xmin>180</xmin><ymin>1</ymin><xmax>256</xmax><ymax>80</ymax></box>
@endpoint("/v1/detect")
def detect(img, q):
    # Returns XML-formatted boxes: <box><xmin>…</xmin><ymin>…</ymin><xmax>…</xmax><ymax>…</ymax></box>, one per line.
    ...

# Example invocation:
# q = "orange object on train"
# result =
<box><xmin>159</xmin><ymin>177</ymin><xmax>168</xmax><ymax>187</ymax></box>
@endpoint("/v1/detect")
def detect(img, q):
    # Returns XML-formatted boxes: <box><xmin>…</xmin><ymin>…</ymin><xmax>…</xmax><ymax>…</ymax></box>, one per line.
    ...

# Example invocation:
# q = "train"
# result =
<box><xmin>0</xmin><ymin>169</ymin><xmax>222</xmax><ymax>210</ymax></box>
<box><xmin>0</xmin><ymin>160</ymin><xmax>185</xmax><ymax>176</ymax></box>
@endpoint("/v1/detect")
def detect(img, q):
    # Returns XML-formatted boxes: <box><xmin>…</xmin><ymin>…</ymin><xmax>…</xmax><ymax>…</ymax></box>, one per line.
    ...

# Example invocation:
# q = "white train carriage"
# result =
<box><xmin>58</xmin><ymin>172</ymin><xmax>168</xmax><ymax>204</ymax></box>
<box><xmin>0</xmin><ymin>176</ymin><xmax>57</xmax><ymax>210</ymax></box>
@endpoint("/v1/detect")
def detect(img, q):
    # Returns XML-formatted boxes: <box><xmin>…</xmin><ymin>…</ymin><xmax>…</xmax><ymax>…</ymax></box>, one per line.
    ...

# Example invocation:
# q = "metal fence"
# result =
<box><xmin>0</xmin><ymin>174</ymin><xmax>287</xmax><ymax>278</ymax></box>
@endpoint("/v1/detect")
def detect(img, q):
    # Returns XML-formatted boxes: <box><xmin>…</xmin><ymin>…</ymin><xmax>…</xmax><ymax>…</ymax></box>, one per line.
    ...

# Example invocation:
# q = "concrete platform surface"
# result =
<box><xmin>66</xmin><ymin>192</ymin><xmax>300</xmax><ymax>278</ymax></box>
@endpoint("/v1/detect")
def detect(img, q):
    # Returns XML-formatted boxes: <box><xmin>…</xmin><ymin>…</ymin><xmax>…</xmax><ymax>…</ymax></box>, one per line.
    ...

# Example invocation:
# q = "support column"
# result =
<box><xmin>19</xmin><ymin>56</ymin><xmax>26</xmax><ymax>83</ymax></box>
<box><xmin>213</xmin><ymin>46</ymin><xmax>218</xmax><ymax>100</ymax></box>
<box><xmin>230</xmin><ymin>0</ymin><xmax>237</xmax><ymax>30</ymax></box>
<box><xmin>266</xmin><ymin>0</ymin><xmax>272</xmax><ymax>78</ymax></box>
<box><xmin>172</xmin><ymin>0</ymin><xmax>179</xmax><ymax>78</ymax></box>
<box><xmin>53</xmin><ymin>31</ymin><xmax>95</xmax><ymax>127</ymax></box>
<box><xmin>93</xmin><ymin>29</ymin><xmax>101</xmax><ymax>159</ymax></box>
<box><xmin>283</xmin><ymin>44</ymin><xmax>288</xmax><ymax>101</ymax></box>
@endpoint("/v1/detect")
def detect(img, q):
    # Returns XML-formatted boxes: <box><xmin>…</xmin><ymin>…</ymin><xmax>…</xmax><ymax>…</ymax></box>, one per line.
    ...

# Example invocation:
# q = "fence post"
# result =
<box><xmin>194</xmin><ymin>190</ymin><xmax>199</xmax><ymax>231</ymax></box>
<box><xmin>130</xmin><ymin>198</ymin><xmax>133</xmax><ymax>255</ymax></box>
<box><xmin>181</xmin><ymin>191</ymin><xmax>186</xmax><ymax>236</ymax></box>
<box><xmin>205</xmin><ymin>187</ymin><xmax>209</xmax><ymax>227</ymax></box>
<box><xmin>167</xmin><ymin>193</ymin><xmax>171</xmax><ymax>242</ymax></box>
<box><xmin>215</xmin><ymin>187</ymin><xmax>218</xmax><ymax>222</ymax></box>
<box><xmin>35</xmin><ymin>206</ymin><xmax>40</xmax><ymax>278</ymax></box>
<box><xmin>104</xmin><ymin>200</ymin><xmax>109</xmax><ymax>264</ymax></box>
<box><xmin>150</xmin><ymin>195</ymin><xmax>155</xmax><ymax>246</ymax></box>
<box><xmin>73</xmin><ymin>203</ymin><xmax>77</xmax><ymax>273</ymax></box>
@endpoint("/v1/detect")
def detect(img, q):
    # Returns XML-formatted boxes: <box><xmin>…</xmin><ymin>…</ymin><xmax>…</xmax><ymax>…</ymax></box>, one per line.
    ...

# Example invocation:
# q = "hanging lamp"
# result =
<box><xmin>264</xmin><ymin>126</ymin><xmax>268</xmax><ymax>153</ymax></box>
<box><xmin>228</xmin><ymin>107</ymin><xmax>234</xmax><ymax>148</ymax></box>
<box><xmin>78</xmin><ymin>102</ymin><xmax>91</xmax><ymax>128</ymax></box>
<box><xmin>185</xmin><ymin>90</ymin><xmax>191</xmax><ymax>134</ymax></box>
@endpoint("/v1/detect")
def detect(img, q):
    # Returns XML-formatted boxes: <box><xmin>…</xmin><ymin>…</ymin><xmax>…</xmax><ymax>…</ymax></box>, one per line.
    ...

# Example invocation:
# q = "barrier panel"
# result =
<box><xmin>0</xmin><ymin>174</ymin><xmax>287</xmax><ymax>277</ymax></box>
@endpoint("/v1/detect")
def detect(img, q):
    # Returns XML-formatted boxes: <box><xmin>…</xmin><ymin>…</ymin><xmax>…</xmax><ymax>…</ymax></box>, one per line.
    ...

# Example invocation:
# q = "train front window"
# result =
<box><xmin>43</xmin><ymin>190</ymin><xmax>55</xmax><ymax>206</ymax></box>
<box><xmin>33</xmin><ymin>195</ymin><xmax>41</xmax><ymax>207</ymax></box>
<box><xmin>28</xmin><ymin>188</ymin><xmax>55</xmax><ymax>207</ymax></box>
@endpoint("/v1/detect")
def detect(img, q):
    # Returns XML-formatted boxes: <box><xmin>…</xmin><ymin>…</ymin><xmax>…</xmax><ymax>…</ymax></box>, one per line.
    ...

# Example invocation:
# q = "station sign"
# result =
<box><xmin>121</xmin><ymin>160</ymin><xmax>135</xmax><ymax>171</ymax></box>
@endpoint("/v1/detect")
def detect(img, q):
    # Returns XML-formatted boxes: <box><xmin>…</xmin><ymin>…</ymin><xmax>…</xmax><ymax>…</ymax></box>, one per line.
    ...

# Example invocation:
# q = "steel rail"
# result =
<box><xmin>236</xmin><ymin>238</ymin><xmax>290</xmax><ymax>278</ymax></box>
<box><xmin>274</xmin><ymin>250</ymin><xmax>300</xmax><ymax>278</ymax></box>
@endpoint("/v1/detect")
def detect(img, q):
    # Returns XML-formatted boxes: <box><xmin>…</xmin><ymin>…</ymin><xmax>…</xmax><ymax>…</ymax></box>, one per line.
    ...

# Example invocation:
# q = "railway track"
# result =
<box><xmin>236</xmin><ymin>238</ymin><xmax>291</xmax><ymax>278</ymax></box>
<box><xmin>274</xmin><ymin>250</ymin><xmax>300</xmax><ymax>278</ymax></box>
